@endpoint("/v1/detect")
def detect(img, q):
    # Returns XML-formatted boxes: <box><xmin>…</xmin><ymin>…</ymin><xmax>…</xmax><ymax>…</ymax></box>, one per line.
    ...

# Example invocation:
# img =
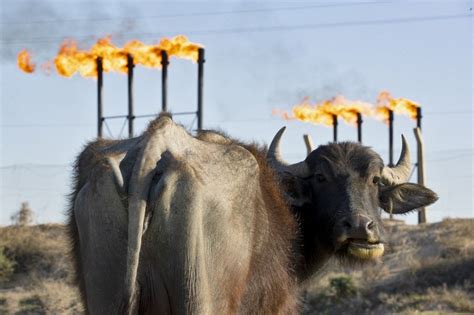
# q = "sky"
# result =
<box><xmin>1</xmin><ymin>0</ymin><xmax>472</xmax><ymax>225</ymax></box>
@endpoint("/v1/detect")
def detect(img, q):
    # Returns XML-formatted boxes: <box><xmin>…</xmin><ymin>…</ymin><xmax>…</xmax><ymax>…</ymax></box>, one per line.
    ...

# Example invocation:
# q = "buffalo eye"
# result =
<box><xmin>372</xmin><ymin>176</ymin><xmax>381</xmax><ymax>185</ymax></box>
<box><xmin>315</xmin><ymin>174</ymin><xmax>326</xmax><ymax>183</ymax></box>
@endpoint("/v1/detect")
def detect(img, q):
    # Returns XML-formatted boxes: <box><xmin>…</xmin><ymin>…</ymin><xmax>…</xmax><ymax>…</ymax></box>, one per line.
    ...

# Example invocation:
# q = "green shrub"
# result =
<box><xmin>329</xmin><ymin>275</ymin><xmax>357</xmax><ymax>299</ymax></box>
<box><xmin>18</xmin><ymin>296</ymin><xmax>45</xmax><ymax>314</ymax></box>
<box><xmin>0</xmin><ymin>246</ymin><xmax>15</xmax><ymax>284</ymax></box>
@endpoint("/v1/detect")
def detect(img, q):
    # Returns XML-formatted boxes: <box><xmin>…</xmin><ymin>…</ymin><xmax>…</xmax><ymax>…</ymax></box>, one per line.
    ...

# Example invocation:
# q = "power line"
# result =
<box><xmin>2</xmin><ymin>13</ymin><xmax>471</xmax><ymax>46</ymax></box>
<box><xmin>210</xmin><ymin>110</ymin><xmax>473</xmax><ymax>124</ymax></box>
<box><xmin>424</xmin><ymin>110</ymin><xmax>473</xmax><ymax>115</ymax></box>
<box><xmin>423</xmin><ymin>148</ymin><xmax>473</xmax><ymax>154</ymax></box>
<box><xmin>207</xmin><ymin>118</ymin><xmax>282</xmax><ymax>124</ymax></box>
<box><xmin>0</xmin><ymin>1</ymin><xmax>392</xmax><ymax>25</ymax></box>
<box><xmin>0</xmin><ymin>164</ymin><xmax>70</xmax><ymax>169</ymax></box>
<box><xmin>0</xmin><ymin>123</ymin><xmax>95</xmax><ymax>127</ymax></box>
<box><xmin>1</xmin><ymin>110</ymin><xmax>472</xmax><ymax>128</ymax></box>
<box><xmin>1</xmin><ymin>186</ymin><xmax>67</xmax><ymax>192</ymax></box>
<box><xmin>426</xmin><ymin>152</ymin><xmax>474</xmax><ymax>163</ymax></box>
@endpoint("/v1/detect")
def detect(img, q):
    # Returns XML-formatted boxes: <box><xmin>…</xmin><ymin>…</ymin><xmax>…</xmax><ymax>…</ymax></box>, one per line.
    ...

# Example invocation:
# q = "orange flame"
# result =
<box><xmin>374</xmin><ymin>91</ymin><xmax>420</xmax><ymax>122</ymax></box>
<box><xmin>157</xmin><ymin>35</ymin><xmax>201</xmax><ymax>62</ymax></box>
<box><xmin>276</xmin><ymin>96</ymin><xmax>372</xmax><ymax>127</ymax></box>
<box><xmin>54</xmin><ymin>39</ymin><xmax>98</xmax><ymax>78</ymax></box>
<box><xmin>19</xmin><ymin>35</ymin><xmax>202</xmax><ymax>78</ymax></box>
<box><xmin>274</xmin><ymin>92</ymin><xmax>421</xmax><ymax>127</ymax></box>
<box><xmin>17</xmin><ymin>50</ymin><xmax>36</xmax><ymax>73</ymax></box>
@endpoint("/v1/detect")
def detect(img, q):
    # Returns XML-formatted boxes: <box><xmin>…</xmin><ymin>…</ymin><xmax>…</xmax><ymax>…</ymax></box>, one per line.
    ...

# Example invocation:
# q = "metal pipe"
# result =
<box><xmin>332</xmin><ymin>114</ymin><xmax>338</xmax><ymax>142</ymax></box>
<box><xmin>414</xmin><ymin>128</ymin><xmax>427</xmax><ymax>223</ymax></box>
<box><xmin>97</xmin><ymin>57</ymin><xmax>103</xmax><ymax>138</ymax></box>
<box><xmin>134</xmin><ymin>111</ymin><xmax>198</xmax><ymax>119</ymax></box>
<box><xmin>415</xmin><ymin>107</ymin><xmax>425</xmax><ymax>223</ymax></box>
<box><xmin>356</xmin><ymin>112</ymin><xmax>362</xmax><ymax>143</ymax></box>
<box><xmin>197</xmin><ymin>48</ymin><xmax>205</xmax><ymax>130</ymax></box>
<box><xmin>388</xmin><ymin>109</ymin><xmax>394</xmax><ymax>219</ymax></box>
<box><xmin>416</xmin><ymin>107</ymin><xmax>422</xmax><ymax>130</ymax></box>
<box><xmin>161</xmin><ymin>50</ymin><xmax>169</xmax><ymax>113</ymax></box>
<box><xmin>388</xmin><ymin>109</ymin><xmax>394</xmax><ymax>167</ymax></box>
<box><xmin>127</xmin><ymin>54</ymin><xmax>134</xmax><ymax>138</ymax></box>
<box><xmin>103</xmin><ymin>115</ymin><xmax>128</xmax><ymax>120</ymax></box>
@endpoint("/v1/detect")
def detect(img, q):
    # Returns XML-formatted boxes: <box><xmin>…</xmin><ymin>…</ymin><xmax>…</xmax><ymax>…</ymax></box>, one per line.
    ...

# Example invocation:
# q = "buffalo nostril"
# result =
<box><xmin>366</xmin><ymin>220</ymin><xmax>375</xmax><ymax>231</ymax></box>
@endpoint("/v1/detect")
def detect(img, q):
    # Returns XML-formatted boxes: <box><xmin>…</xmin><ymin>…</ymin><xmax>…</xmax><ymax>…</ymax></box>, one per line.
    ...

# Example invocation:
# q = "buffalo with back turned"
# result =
<box><xmin>68</xmin><ymin>116</ymin><xmax>438</xmax><ymax>314</ymax></box>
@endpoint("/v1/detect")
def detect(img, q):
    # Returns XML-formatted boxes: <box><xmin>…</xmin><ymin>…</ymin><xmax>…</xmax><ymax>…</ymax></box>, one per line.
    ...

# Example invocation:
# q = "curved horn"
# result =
<box><xmin>267</xmin><ymin>127</ymin><xmax>311</xmax><ymax>178</ymax></box>
<box><xmin>268</xmin><ymin>127</ymin><xmax>287</xmax><ymax>167</ymax></box>
<box><xmin>382</xmin><ymin>135</ymin><xmax>411</xmax><ymax>185</ymax></box>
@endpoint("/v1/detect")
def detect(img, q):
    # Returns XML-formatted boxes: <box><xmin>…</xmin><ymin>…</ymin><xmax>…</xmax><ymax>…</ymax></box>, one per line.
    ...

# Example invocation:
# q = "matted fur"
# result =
<box><xmin>67</xmin><ymin>125</ymin><xmax>301</xmax><ymax>313</ymax></box>
<box><xmin>67</xmin><ymin>139</ymin><xmax>121</xmax><ymax>313</ymax></box>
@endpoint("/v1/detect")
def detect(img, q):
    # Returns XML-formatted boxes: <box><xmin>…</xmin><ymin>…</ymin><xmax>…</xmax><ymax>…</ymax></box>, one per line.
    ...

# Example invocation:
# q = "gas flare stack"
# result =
<box><xmin>156</xmin><ymin>48</ymin><xmax>205</xmax><ymax>131</ymax></box>
<box><xmin>356</xmin><ymin>112</ymin><xmax>362</xmax><ymax>143</ymax></box>
<box><xmin>16</xmin><ymin>36</ymin><xmax>206</xmax><ymax>138</ymax></box>
<box><xmin>416</xmin><ymin>107</ymin><xmax>422</xmax><ymax>129</ymax></box>
<box><xmin>124</xmin><ymin>48</ymin><xmax>205</xmax><ymax>138</ymax></box>
<box><xmin>332</xmin><ymin>114</ymin><xmax>338</xmax><ymax>142</ymax></box>
<box><xmin>97</xmin><ymin>54</ymin><xmax>136</xmax><ymax>138</ymax></box>
<box><xmin>161</xmin><ymin>51</ymin><xmax>169</xmax><ymax>112</ymax></box>
<box><xmin>97</xmin><ymin>57</ymin><xmax>104</xmax><ymax>138</ymax></box>
<box><xmin>127</xmin><ymin>54</ymin><xmax>134</xmax><ymax>138</ymax></box>
<box><xmin>197</xmin><ymin>48</ymin><xmax>205</xmax><ymax>130</ymax></box>
<box><xmin>388</xmin><ymin>109</ymin><xmax>394</xmax><ymax>167</ymax></box>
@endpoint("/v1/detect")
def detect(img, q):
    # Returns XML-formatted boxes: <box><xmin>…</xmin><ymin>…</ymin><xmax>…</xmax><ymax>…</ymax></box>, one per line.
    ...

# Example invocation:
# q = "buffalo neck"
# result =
<box><xmin>292</xmin><ymin>203</ymin><xmax>333</xmax><ymax>282</ymax></box>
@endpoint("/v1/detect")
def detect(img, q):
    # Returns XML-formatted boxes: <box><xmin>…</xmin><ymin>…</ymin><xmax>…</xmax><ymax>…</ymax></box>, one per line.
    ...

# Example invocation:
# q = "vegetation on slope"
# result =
<box><xmin>303</xmin><ymin>219</ymin><xmax>474</xmax><ymax>314</ymax></box>
<box><xmin>0</xmin><ymin>218</ymin><xmax>472</xmax><ymax>314</ymax></box>
<box><xmin>0</xmin><ymin>224</ymin><xmax>82</xmax><ymax>314</ymax></box>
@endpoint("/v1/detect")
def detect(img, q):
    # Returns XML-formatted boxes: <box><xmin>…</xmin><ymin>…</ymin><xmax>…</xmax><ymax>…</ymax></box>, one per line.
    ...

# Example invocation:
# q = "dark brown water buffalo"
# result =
<box><xmin>68</xmin><ymin>115</ymin><xmax>437</xmax><ymax>314</ymax></box>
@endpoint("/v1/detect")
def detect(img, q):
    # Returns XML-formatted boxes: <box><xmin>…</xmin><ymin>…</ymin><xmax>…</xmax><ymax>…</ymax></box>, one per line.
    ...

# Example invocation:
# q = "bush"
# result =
<box><xmin>18</xmin><ymin>295</ymin><xmax>45</xmax><ymax>314</ymax></box>
<box><xmin>0</xmin><ymin>247</ymin><xmax>15</xmax><ymax>284</ymax></box>
<box><xmin>0</xmin><ymin>225</ymin><xmax>73</xmax><ymax>284</ymax></box>
<box><xmin>11</xmin><ymin>202</ymin><xmax>33</xmax><ymax>227</ymax></box>
<box><xmin>329</xmin><ymin>275</ymin><xmax>357</xmax><ymax>299</ymax></box>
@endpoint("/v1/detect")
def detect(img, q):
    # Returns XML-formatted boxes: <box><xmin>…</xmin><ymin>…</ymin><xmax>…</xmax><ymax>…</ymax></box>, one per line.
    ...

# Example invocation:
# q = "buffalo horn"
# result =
<box><xmin>381</xmin><ymin>135</ymin><xmax>411</xmax><ymax>185</ymax></box>
<box><xmin>303</xmin><ymin>134</ymin><xmax>315</xmax><ymax>156</ymax></box>
<box><xmin>267</xmin><ymin>127</ymin><xmax>311</xmax><ymax>178</ymax></box>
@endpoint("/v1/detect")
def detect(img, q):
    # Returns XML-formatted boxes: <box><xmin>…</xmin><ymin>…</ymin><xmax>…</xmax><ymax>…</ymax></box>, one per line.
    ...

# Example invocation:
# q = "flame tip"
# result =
<box><xmin>19</xmin><ymin>35</ymin><xmax>203</xmax><ymax>78</ymax></box>
<box><xmin>17</xmin><ymin>49</ymin><xmax>36</xmax><ymax>73</ymax></box>
<box><xmin>274</xmin><ymin>91</ymin><xmax>421</xmax><ymax>126</ymax></box>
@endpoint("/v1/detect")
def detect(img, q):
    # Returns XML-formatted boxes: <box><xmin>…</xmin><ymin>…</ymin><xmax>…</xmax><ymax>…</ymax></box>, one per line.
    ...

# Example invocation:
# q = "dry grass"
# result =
<box><xmin>303</xmin><ymin>218</ymin><xmax>474</xmax><ymax>314</ymax></box>
<box><xmin>0</xmin><ymin>224</ymin><xmax>72</xmax><ymax>284</ymax></box>
<box><xmin>0</xmin><ymin>218</ymin><xmax>472</xmax><ymax>314</ymax></box>
<box><xmin>0</xmin><ymin>224</ymin><xmax>82</xmax><ymax>314</ymax></box>
<box><xmin>0</xmin><ymin>281</ymin><xmax>83</xmax><ymax>314</ymax></box>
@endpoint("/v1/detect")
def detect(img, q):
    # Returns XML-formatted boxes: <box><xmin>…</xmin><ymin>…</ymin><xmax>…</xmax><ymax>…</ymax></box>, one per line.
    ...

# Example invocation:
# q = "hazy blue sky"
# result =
<box><xmin>1</xmin><ymin>0</ymin><xmax>472</xmax><ymax>225</ymax></box>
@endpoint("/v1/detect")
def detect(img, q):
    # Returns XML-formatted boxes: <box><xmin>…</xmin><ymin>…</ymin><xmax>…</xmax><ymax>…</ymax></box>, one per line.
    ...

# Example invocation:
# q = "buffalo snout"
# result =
<box><xmin>341</xmin><ymin>215</ymin><xmax>377</xmax><ymax>242</ymax></box>
<box><xmin>335</xmin><ymin>214</ymin><xmax>385</xmax><ymax>260</ymax></box>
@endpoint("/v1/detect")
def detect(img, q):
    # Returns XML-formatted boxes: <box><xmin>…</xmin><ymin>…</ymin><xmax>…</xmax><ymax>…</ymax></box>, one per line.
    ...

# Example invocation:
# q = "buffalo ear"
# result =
<box><xmin>379</xmin><ymin>183</ymin><xmax>438</xmax><ymax>214</ymax></box>
<box><xmin>280</xmin><ymin>174</ymin><xmax>311</xmax><ymax>207</ymax></box>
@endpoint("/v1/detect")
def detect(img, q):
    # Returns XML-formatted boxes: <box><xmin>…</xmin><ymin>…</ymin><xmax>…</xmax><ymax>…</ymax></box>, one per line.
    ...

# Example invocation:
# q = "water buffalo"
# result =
<box><xmin>68</xmin><ymin>115</ymin><xmax>437</xmax><ymax>314</ymax></box>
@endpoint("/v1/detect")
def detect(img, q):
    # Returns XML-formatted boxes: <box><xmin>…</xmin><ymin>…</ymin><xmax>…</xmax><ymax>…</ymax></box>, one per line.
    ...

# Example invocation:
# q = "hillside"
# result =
<box><xmin>302</xmin><ymin>219</ymin><xmax>474</xmax><ymax>314</ymax></box>
<box><xmin>0</xmin><ymin>224</ymin><xmax>81</xmax><ymax>314</ymax></box>
<box><xmin>0</xmin><ymin>219</ymin><xmax>473</xmax><ymax>314</ymax></box>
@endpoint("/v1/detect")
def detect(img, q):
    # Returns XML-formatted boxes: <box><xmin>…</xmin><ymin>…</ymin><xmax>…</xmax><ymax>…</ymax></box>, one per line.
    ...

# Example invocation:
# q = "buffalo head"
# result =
<box><xmin>267</xmin><ymin>127</ymin><xmax>438</xmax><ymax>265</ymax></box>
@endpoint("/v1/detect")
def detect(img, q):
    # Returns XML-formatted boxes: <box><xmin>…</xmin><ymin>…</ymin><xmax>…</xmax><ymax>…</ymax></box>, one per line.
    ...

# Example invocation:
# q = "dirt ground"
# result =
<box><xmin>0</xmin><ymin>218</ymin><xmax>472</xmax><ymax>314</ymax></box>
